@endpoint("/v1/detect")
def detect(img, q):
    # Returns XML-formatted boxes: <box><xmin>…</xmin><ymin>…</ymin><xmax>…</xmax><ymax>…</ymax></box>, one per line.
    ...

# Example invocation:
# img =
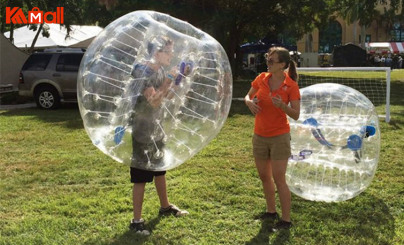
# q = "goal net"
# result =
<box><xmin>296</xmin><ymin>67</ymin><xmax>391</xmax><ymax>122</ymax></box>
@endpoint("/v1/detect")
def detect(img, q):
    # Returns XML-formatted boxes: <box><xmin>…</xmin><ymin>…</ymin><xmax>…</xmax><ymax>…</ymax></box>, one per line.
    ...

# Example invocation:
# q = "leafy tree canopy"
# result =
<box><xmin>2</xmin><ymin>0</ymin><xmax>403</xmax><ymax>71</ymax></box>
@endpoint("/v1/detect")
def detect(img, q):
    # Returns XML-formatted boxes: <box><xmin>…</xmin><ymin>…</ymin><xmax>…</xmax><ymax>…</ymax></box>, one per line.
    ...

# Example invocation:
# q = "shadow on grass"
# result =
<box><xmin>389</xmin><ymin>117</ymin><xmax>404</xmax><ymax>130</ymax></box>
<box><xmin>388</xmin><ymin>115</ymin><xmax>403</xmax><ymax>130</ymax></box>
<box><xmin>0</xmin><ymin>103</ymin><xmax>83</xmax><ymax>130</ymax></box>
<box><xmin>245</xmin><ymin>219</ymin><xmax>290</xmax><ymax>245</ymax></box>
<box><xmin>104</xmin><ymin>216</ymin><xmax>163</xmax><ymax>245</ymax></box>
<box><xmin>389</xmin><ymin>81</ymin><xmax>404</xmax><ymax>106</ymax></box>
<box><xmin>293</xmin><ymin>193</ymin><xmax>395</xmax><ymax>244</ymax></box>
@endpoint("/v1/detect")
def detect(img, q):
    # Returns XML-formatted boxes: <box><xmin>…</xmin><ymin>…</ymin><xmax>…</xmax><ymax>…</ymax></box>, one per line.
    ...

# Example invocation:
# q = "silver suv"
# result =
<box><xmin>18</xmin><ymin>48</ymin><xmax>85</xmax><ymax>109</ymax></box>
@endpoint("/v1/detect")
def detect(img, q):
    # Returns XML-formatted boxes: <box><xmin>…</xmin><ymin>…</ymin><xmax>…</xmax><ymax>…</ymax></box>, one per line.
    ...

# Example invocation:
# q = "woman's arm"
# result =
<box><xmin>273</xmin><ymin>98</ymin><xmax>300</xmax><ymax>121</ymax></box>
<box><xmin>244</xmin><ymin>87</ymin><xmax>260</xmax><ymax>115</ymax></box>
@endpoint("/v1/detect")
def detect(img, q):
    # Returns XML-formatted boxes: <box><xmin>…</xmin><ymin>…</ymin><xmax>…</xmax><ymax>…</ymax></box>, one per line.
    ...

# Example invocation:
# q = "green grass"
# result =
<box><xmin>1</xmin><ymin>71</ymin><xmax>403</xmax><ymax>244</ymax></box>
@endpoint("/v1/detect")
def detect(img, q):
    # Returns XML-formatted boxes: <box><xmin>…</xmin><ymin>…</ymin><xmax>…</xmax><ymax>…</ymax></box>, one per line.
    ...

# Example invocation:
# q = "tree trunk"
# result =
<box><xmin>305</xmin><ymin>34</ymin><xmax>313</xmax><ymax>52</ymax></box>
<box><xmin>227</xmin><ymin>24</ymin><xmax>241</xmax><ymax>78</ymax></box>
<box><xmin>0</xmin><ymin>12</ymin><xmax>6</xmax><ymax>34</ymax></box>
<box><xmin>29</xmin><ymin>24</ymin><xmax>43</xmax><ymax>53</ymax></box>
<box><xmin>360</xmin><ymin>24</ymin><xmax>366</xmax><ymax>48</ymax></box>
<box><xmin>8</xmin><ymin>23</ymin><xmax>15</xmax><ymax>44</ymax></box>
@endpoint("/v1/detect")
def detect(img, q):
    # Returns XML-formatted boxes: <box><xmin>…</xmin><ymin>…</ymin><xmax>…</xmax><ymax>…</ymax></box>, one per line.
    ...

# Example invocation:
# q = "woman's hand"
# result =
<box><xmin>245</xmin><ymin>96</ymin><xmax>261</xmax><ymax>115</ymax></box>
<box><xmin>245</xmin><ymin>87</ymin><xmax>260</xmax><ymax>115</ymax></box>
<box><xmin>271</xmin><ymin>94</ymin><xmax>286</xmax><ymax>110</ymax></box>
<box><xmin>272</xmin><ymin>94</ymin><xmax>300</xmax><ymax>120</ymax></box>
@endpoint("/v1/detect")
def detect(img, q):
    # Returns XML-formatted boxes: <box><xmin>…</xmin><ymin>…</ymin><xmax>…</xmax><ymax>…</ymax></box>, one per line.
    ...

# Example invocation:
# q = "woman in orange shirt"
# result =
<box><xmin>244</xmin><ymin>46</ymin><xmax>300</xmax><ymax>231</ymax></box>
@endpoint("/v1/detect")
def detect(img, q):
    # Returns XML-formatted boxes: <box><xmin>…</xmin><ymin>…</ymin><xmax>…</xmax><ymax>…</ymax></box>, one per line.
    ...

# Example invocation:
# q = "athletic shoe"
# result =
<box><xmin>159</xmin><ymin>204</ymin><xmax>189</xmax><ymax>217</ymax></box>
<box><xmin>129</xmin><ymin>218</ymin><xmax>150</xmax><ymax>235</ymax></box>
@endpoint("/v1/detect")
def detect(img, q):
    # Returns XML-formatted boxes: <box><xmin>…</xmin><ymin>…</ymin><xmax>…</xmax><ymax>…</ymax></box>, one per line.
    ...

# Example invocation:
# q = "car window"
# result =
<box><xmin>56</xmin><ymin>53</ymin><xmax>84</xmax><ymax>72</ymax></box>
<box><xmin>22</xmin><ymin>54</ymin><xmax>52</xmax><ymax>71</ymax></box>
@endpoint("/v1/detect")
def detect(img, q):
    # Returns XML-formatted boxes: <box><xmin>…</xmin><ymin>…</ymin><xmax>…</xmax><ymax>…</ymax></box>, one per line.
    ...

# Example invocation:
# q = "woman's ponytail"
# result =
<box><xmin>288</xmin><ymin>60</ymin><xmax>299</xmax><ymax>82</ymax></box>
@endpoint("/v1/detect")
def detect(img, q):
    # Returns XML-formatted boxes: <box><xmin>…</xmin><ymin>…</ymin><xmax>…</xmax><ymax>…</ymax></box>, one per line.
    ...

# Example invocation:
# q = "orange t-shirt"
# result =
<box><xmin>251</xmin><ymin>72</ymin><xmax>300</xmax><ymax>137</ymax></box>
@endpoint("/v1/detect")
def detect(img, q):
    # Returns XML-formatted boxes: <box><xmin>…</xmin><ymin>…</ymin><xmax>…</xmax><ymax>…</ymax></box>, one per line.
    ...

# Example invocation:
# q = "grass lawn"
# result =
<box><xmin>1</xmin><ymin>70</ymin><xmax>403</xmax><ymax>244</ymax></box>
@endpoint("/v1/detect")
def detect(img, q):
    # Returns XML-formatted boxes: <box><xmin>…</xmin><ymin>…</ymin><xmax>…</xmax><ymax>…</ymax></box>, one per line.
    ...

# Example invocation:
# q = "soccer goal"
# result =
<box><xmin>297</xmin><ymin>67</ymin><xmax>391</xmax><ymax>122</ymax></box>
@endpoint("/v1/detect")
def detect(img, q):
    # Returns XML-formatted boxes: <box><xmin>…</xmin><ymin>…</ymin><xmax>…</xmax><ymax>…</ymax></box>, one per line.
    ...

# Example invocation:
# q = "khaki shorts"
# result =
<box><xmin>252</xmin><ymin>133</ymin><xmax>291</xmax><ymax>160</ymax></box>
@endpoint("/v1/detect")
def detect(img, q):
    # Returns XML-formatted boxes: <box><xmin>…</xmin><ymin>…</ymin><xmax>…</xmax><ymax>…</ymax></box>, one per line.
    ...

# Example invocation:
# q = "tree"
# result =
<box><xmin>1</xmin><ymin>0</ymin><xmax>84</xmax><ymax>53</ymax></box>
<box><xmin>192</xmin><ymin>0</ymin><xmax>337</xmax><ymax>75</ymax></box>
<box><xmin>148</xmin><ymin>0</ymin><xmax>337</xmax><ymax>75</ymax></box>
<box><xmin>2</xmin><ymin>1</ymin><xmax>367</xmax><ymax>73</ymax></box>
<box><xmin>337</xmin><ymin>1</ymin><xmax>383</xmax><ymax>47</ymax></box>
<box><xmin>81</xmin><ymin>0</ymin><xmax>339</xmax><ymax>75</ymax></box>
<box><xmin>336</xmin><ymin>0</ymin><xmax>404</xmax><ymax>46</ymax></box>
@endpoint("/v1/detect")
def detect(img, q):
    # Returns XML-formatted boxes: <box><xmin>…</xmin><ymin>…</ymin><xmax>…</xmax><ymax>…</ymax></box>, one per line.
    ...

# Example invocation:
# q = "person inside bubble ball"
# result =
<box><xmin>129</xmin><ymin>36</ymin><xmax>188</xmax><ymax>235</ymax></box>
<box><xmin>244</xmin><ymin>46</ymin><xmax>300</xmax><ymax>231</ymax></box>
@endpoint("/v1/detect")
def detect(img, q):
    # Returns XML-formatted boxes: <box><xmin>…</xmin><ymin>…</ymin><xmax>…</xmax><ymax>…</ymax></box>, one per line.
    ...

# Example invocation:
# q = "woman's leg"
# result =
<box><xmin>255</xmin><ymin>158</ymin><xmax>276</xmax><ymax>213</ymax></box>
<box><xmin>271</xmin><ymin>159</ymin><xmax>291</xmax><ymax>222</ymax></box>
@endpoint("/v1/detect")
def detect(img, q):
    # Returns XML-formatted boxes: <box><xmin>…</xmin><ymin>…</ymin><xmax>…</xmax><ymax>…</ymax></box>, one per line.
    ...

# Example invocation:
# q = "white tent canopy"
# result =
<box><xmin>4</xmin><ymin>24</ymin><xmax>103</xmax><ymax>49</ymax></box>
<box><xmin>365</xmin><ymin>42</ymin><xmax>404</xmax><ymax>54</ymax></box>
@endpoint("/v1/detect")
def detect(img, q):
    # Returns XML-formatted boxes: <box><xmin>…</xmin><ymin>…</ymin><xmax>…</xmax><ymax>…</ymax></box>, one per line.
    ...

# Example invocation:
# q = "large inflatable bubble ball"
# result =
<box><xmin>287</xmin><ymin>83</ymin><xmax>380</xmax><ymax>202</ymax></box>
<box><xmin>77</xmin><ymin>11</ymin><xmax>232</xmax><ymax>171</ymax></box>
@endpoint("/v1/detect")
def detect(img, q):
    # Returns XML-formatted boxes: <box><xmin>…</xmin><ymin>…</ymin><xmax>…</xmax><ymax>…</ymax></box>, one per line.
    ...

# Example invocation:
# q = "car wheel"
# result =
<box><xmin>35</xmin><ymin>86</ymin><xmax>61</xmax><ymax>109</ymax></box>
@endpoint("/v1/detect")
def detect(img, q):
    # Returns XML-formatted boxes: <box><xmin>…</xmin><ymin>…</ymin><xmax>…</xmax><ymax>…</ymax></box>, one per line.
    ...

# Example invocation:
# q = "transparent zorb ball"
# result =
<box><xmin>288</xmin><ymin>83</ymin><xmax>380</xmax><ymax>202</ymax></box>
<box><xmin>77</xmin><ymin>11</ymin><xmax>232</xmax><ymax>171</ymax></box>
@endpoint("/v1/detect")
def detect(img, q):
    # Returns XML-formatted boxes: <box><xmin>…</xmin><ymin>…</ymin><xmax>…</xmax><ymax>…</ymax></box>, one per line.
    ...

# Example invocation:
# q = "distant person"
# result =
<box><xmin>392</xmin><ymin>55</ymin><xmax>399</xmax><ymax>69</ymax></box>
<box><xmin>380</xmin><ymin>55</ymin><xmax>386</xmax><ymax>67</ymax></box>
<box><xmin>374</xmin><ymin>55</ymin><xmax>380</xmax><ymax>67</ymax></box>
<box><xmin>385</xmin><ymin>55</ymin><xmax>392</xmax><ymax>69</ymax></box>
<box><xmin>368</xmin><ymin>55</ymin><xmax>375</xmax><ymax>66</ymax></box>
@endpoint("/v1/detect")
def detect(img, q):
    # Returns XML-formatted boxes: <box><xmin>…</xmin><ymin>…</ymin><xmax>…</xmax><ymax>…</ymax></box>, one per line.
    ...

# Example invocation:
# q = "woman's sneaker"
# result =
<box><xmin>159</xmin><ymin>204</ymin><xmax>189</xmax><ymax>217</ymax></box>
<box><xmin>129</xmin><ymin>218</ymin><xmax>150</xmax><ymax>235</ymax></box>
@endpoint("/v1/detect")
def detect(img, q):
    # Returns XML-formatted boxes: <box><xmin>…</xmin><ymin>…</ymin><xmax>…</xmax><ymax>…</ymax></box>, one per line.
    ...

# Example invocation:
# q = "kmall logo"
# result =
<box><xmin>6</xmin><ymin>7</ymin><xmax>64</xmax><ymax>24</ymax></box>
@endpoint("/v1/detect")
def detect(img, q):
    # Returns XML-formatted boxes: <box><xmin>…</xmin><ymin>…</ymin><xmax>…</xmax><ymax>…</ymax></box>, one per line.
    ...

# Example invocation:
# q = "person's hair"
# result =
<box><xmin>268</xmin><ymin>46</ymin><xmax>299</xmax><ymax>82</ymax></box>
<box><xmin>147</xmin><ymin>36</ymin><xmax>173</xmax><ymax>57</ymax></box>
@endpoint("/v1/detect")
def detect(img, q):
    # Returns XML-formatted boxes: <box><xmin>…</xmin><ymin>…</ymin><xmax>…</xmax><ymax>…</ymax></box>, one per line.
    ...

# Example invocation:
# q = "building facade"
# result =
<box><xmin>296</xmin><ymin>2</ymin><xmax>403</xmax><ymax>66</ymax></box>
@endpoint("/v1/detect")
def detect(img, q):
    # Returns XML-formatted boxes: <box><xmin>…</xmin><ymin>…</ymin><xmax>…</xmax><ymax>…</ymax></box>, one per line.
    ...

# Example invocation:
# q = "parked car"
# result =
<box><xmin>18</xmin><ymin>48</ymin><xmax>85</xmax><ymax>109</ymax></box>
